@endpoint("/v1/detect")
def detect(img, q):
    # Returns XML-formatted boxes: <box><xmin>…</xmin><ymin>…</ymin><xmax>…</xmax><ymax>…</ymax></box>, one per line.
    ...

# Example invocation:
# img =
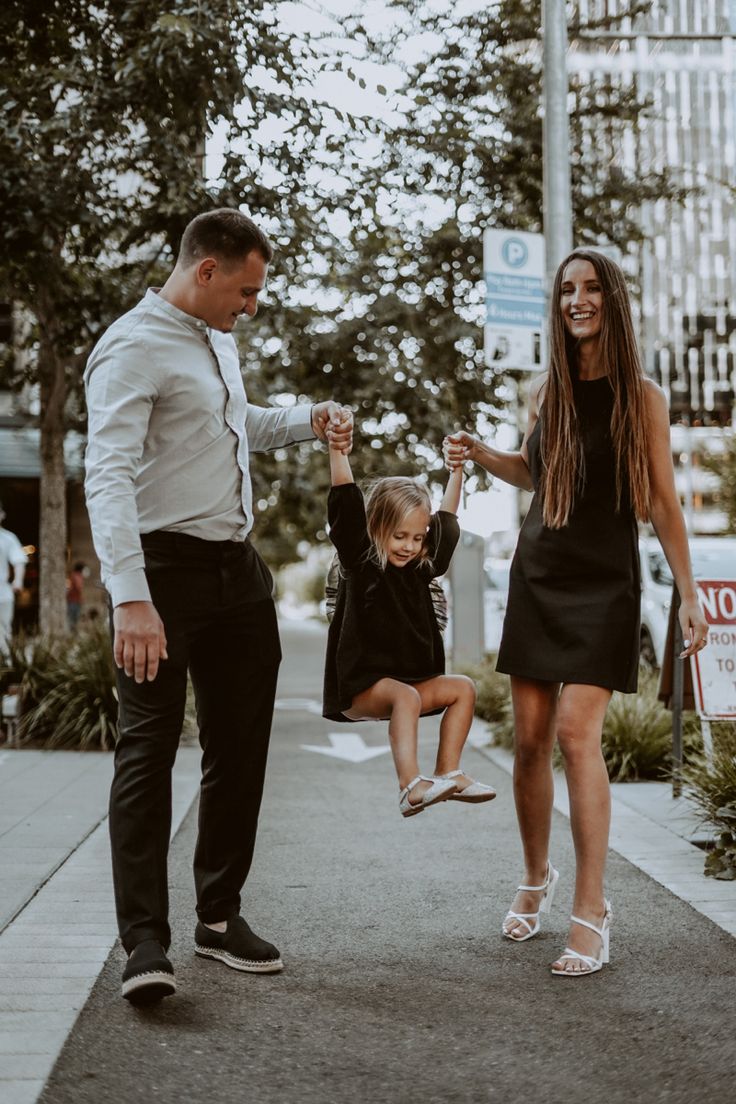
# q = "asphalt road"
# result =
<box><xmin>41</xmin><ymin>621</ymin><xmax>736</xmax><ymax>1104</ymax></box>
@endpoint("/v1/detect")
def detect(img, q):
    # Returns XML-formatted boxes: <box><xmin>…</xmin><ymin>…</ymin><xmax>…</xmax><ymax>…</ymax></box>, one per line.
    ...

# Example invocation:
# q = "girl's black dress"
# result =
<box><xmin>323</xmin><ymin>483</ymin><xmax>460</xmax><ymax>721</ymax></box>
<box><xmin>497</xmin><ymin>375</ymin><xmax>640</xmax><ymax>693</ymax></box>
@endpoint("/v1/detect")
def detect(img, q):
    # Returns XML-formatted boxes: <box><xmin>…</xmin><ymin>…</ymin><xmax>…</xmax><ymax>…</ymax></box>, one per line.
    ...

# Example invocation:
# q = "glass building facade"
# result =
<box><xmin>567</xmin><ymin>1</ymin><xmax>736</xmax><ymax>529</ymax></box>
<box><xmin>570</xmin><ymin>0</ymin><xmax>736</xmax><ymax>430</ymax></box>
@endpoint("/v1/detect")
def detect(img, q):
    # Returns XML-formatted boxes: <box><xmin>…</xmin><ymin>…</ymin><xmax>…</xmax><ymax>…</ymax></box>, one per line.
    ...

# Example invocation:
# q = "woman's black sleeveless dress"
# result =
<box><xmin>496</xmin><ymin>376</ymin><xmax>640</xmax><ymax>693</ymax></box>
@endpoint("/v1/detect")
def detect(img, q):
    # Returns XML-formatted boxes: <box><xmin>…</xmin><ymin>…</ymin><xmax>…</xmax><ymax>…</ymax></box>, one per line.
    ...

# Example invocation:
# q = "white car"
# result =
<box><xmin>639</xmin><ymin>534</ymin><xmax>736</xmax><ymax>669</ymax></box>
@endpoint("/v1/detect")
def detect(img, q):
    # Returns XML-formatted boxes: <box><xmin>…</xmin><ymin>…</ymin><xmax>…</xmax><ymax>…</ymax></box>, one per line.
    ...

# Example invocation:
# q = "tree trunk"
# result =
<box><xmin>37</xmin><ymin>295</ymin><xmax>68</xmax><ymax>637</ymax></box>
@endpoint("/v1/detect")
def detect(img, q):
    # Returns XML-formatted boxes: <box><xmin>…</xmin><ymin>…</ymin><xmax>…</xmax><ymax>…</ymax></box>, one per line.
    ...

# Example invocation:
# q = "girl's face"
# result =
<box><xmin>386</xmin><ymin>506</ymin><xmax>430</xmax><ymax>567</ymax></box>
<box><xmin>560</xmin><ymin>258</ymin><xmax>603</xmax><ymax>341</ymax></box>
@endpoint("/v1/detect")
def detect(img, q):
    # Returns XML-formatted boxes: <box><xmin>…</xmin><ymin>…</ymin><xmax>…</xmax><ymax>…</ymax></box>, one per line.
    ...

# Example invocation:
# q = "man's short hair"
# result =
<box><xmin>178</xmin><ymin>209</ymin><xmax>274</xmax><ymax>268</ymax></box>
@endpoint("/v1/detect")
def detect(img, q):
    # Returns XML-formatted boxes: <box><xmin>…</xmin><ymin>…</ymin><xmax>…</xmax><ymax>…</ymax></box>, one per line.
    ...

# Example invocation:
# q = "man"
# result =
<box><xmin>84</xmin><ymin>209</ymin><xmax>352</xmax><ymax>1005</ymax></box>
<box><xmin>0</xmin><ymin>504</ymin><xmax>26</xmax><ymax>650</ymax></box>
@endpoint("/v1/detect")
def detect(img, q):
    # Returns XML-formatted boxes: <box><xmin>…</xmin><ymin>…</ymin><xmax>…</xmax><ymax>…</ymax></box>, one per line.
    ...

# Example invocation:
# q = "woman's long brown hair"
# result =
<box><xmin>539</xmin><ymin>249</ymin><xmax>650</xmax><ymax>528</ymax></box>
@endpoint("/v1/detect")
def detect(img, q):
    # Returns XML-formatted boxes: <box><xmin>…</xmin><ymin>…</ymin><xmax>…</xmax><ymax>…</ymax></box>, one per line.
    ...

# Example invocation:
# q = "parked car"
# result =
<box><xmin>639</xmin><ymin>534</ymin><xmax>736</xmax><ymax>669</ymax></box>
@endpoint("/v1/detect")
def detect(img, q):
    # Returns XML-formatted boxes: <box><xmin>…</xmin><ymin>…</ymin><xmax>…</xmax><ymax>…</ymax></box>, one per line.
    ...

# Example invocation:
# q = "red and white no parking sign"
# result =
<box><xmin>692</xmin><ymin>580</ymin><xmax>736</xmax><ymax>719</ymax></box>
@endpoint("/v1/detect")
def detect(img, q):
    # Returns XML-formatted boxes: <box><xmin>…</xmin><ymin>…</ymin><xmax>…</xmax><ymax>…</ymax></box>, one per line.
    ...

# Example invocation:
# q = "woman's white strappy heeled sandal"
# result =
<box><xmin>502</xmin><ymin>861</ymin><xmax>559</xmax><ymax>942</ymax></box>
<box><xmin>398</xmin><ymin>775</ymin><xmax>456</xmax><ymax>818</ymax></box>
<box><xmin>551</xmin><ymin>900</ymin><xmax>612</xmax><ymax>977</ymax></box>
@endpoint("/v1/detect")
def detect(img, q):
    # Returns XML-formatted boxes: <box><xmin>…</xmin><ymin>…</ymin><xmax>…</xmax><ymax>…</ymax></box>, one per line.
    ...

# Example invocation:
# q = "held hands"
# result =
<box><xmin>312</xmin><ymin>401</ymin><xmax>353</xmax><ymax>454</ymax></box>
<box><xmin>443</xmin><ymin>432</ymin><xmax>478</xmax><ymax>471</ymax></box>
<box><xmin>678</xmin><ymin>597</ymin><xmax>709</xmax><ymax>660</ymax></box>
<box><xmin>113</xmin><ymin>601</ymin><xmax>168</xmax><ymax>683</ymax></box>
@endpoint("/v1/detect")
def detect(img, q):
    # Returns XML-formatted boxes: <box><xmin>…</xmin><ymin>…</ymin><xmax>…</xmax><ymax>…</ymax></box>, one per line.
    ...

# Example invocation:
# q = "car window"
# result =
<box><xmin>647</xmin><ymin>544</ymin><xmax>736</xmax><ymax>586</ymax></box>
<box><xmin>648</xmin><ymin>551</ymin><xmax>672</xmax><ymax>586</ymax></box>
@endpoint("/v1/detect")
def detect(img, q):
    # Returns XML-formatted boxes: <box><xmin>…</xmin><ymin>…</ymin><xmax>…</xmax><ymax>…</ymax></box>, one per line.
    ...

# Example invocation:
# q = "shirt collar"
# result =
<box><xmin>144</xmin><ymin>288</ymin><xmax>209</xmax><ymax>333</ymax></box>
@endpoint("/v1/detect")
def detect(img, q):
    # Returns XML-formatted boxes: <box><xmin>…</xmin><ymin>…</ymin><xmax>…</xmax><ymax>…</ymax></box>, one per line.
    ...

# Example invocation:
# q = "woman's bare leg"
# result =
<box><xmin>503</xmin><ymin>676</ymin><xmax>559</xmax><ymax>938</ymax></box>
<box><xmin>552</xmin><ymin>683</ymin><xmax>611</xmax><ymax>971</ymax></box>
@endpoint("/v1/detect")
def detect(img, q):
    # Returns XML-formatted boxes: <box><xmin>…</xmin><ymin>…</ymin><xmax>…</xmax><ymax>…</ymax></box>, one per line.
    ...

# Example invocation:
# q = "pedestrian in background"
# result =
<box><xmin>0</xmin><ymin>503</ymin><xmax>26</xmax><ymax>652</ymax></box>
<box><xmin>444</xmin><ymin>249</ymin><xmax>707</xmax><ymax>977</ymax></box>
<box><xmin>66</xmin><ymin>561</ymin><xmax>87</xmax><ymax>631</ymax></box>
<box><xmin>85</xmin><ymin>208</ymin><xmax>353</xmax><ymax>1005</ymax></box>
<box><xmin>324</xmin><ymin>423</ymin><xmax>495</xmax><ymax>816</ymax></box>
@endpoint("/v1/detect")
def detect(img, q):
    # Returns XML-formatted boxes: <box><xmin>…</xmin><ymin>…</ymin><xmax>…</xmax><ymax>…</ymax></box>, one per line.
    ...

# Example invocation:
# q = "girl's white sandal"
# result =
<box><xmin>437</xmin><ymin>769</ymin><xmax>496</xmax><ymax>803</ymax></box>
<box><xmin>502</xmin><ymin>861</ymin><xmax>559</xmax><ymax>942</ymax></box>
<box><xmin>551</xmin><ymin>900</ymin><xmax>612</xmax><ymax>977</ymax></box>
<box><xmin>398</xmin><ymin>775</ymin><xmax>456</xmax><ymax>818</ymax></box>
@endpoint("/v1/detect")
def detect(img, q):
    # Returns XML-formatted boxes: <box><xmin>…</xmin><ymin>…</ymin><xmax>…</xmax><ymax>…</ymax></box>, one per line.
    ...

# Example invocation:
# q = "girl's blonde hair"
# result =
<box><xmin>541</xmin><ymin>248</ymin><xmax>651</xmax><ymax>529</ymax></box>
<box><xmin>365</xmin><ymin>477</ymin><xmax>432</xmax><ymax>570</ymax></box>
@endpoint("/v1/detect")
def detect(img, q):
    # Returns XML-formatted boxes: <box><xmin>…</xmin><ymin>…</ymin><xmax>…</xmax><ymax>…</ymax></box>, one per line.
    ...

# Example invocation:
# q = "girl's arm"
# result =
<box><xmin>443</xmin><ymin>375</ymin><xmax>545</xmax><ymax>491</ymax></box>
<box><xmin>329</xmin><ymin>443</ymin><xmax>354</xmax><ymax>486</ymax></box>
<box><xmin>439</xmin><ymin>464</ymin><xmax>463</xmax><ymax>514</ymax></box>
<box><xmin>644</xmin><ymin>381</ymin><xmax>708</xmax><ymax>658</ymax></box>
<box><xmin>327</xmin><ymin>406</ymin><xmax>355</xmax><ymax>486</ymax></box>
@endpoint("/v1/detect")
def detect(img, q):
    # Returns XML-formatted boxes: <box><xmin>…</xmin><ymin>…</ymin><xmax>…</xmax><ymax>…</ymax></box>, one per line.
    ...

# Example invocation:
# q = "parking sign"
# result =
<box><xmin>484</xmin><ymin>229</ymin><xmax>545</xmax><ymax>371</ymax></box>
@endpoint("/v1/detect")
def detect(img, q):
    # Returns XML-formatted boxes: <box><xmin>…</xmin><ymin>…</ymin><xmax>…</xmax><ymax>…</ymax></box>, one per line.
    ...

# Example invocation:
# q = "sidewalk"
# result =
<box><xmin>0</xmin><ymin>747</ymin><xmax>201</xmax><ymax>1104</ymax></box>
<box><xmin>1</xmin><ymin>620</ymin><xmax>734</xmax><ymax>1104</ymax></box>
<box><xmin>481</xmin><ymin>740</ymin><xmax>736</xmax><ymax>937</ymax></box>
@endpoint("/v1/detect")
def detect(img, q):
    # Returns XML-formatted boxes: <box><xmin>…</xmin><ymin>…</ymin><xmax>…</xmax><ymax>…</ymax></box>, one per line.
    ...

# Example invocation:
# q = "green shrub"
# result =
<box><xmin>600</xmin><ymin>675</ymin><xmax>674</xmax><ymax>781</ymax></box>
<box><xmin>1</xmin><ymin>623</ymin><xmax>118</xmax><ymax>750</ymax></box>
<box><xmin>463</xmin><ymin>655</ymin><xmax>515</xmax><ymax>749</ymax></box>
<box><xmin>683</xmin><ymin>723</ymin><xmax>736</xmax><ymax>880</ymax></box>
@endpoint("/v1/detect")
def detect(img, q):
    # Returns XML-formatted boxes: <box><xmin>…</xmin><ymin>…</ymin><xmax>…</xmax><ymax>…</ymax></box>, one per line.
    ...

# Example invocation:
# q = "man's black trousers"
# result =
<box><xmin>109</xmin><ymin>531</ymin><xmax>281</xmax><ymax>953</ymax></box>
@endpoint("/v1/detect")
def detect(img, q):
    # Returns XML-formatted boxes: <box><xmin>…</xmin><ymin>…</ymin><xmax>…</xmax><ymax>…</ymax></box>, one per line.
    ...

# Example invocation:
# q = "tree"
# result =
<box><xmin>703</xmin><ymin>436</ymin><xmax>736</xmax><ymax>534</ymax></box>
<box><xmin>0</xmin><ymin>0</ymin><xmax>360</xmax><ymax>629</ymax></box>
<box><xmin>245</xmin><ymin>0</ymin><xmax>690</xmax><ymax>564</ymax></box>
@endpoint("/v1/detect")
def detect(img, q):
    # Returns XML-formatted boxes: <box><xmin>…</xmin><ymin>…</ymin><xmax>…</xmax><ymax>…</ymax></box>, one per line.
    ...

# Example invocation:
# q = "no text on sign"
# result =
<box><xmin>692</xmin><ymin>579</ymin><xmax>736</xmax><ymax>719</ymax></box>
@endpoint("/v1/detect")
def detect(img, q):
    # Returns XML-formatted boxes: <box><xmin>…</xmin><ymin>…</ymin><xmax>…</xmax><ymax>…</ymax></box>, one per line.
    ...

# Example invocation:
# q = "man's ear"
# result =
<box><xmin>195</xmin><ymin>257</ymin><xmax>218</xmax><ymax>286</ymax></box>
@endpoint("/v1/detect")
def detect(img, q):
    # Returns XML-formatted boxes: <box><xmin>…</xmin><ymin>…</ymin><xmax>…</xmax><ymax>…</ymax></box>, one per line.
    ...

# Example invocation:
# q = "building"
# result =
<box><xmin>569</xmin><ymin>0</ymin><xmax>736</xmax><ymax>531</ymax></box>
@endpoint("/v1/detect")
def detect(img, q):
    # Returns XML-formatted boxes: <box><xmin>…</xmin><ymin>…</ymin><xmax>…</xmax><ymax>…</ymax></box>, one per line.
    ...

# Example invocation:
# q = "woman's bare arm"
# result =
<box><xmin>443</xmin><ymin>375</ymin><xmax>545</xmax><ymax>491</ymax></box>
<box><xmin>644</xmin><ymin>380</ymin><xmax>708</xmax><ymax>657</ymax></box>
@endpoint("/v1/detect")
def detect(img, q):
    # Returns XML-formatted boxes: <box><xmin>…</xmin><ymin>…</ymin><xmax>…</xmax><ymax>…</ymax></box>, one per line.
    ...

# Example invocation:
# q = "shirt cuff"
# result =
<box><xmin>288</xmin><ymin>403</ymin><xmax>317</xmax><ymax>442</ymax></box>
<box><xmin>108</xmin><ymin>569</ymin><xmax>152</xmax><ymax>607</ymax></box>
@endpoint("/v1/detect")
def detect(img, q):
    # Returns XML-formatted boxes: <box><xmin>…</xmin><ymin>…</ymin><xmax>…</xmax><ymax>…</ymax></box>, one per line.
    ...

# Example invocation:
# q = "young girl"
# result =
<box><xmin>323</xmin><ymin>425</ymin><xmax>495</xmax><ymax>818</ymax></box>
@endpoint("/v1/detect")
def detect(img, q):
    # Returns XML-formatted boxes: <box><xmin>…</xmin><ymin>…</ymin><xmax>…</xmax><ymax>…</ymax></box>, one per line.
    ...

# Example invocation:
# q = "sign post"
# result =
<box><xmin>483</xmin><ymin>229</ymin><xmax>545</xmax><ymax>372</ymax></box>
<box><xmin>691</xmin><ymin>579</ymin><xmax>736</xmax><ymax>765</ymax></box>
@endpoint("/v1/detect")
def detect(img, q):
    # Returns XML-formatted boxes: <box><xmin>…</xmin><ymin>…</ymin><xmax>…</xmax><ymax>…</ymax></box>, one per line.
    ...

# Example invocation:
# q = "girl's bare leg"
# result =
<box><xmin>552</xmin><ymin>683</ymin><xmax>612</xmax><ymax>971</ymax></box>
<box><xmin>344</xmin><ymin>678</ymin><xmax>429</xmax><ymax>801</ymax></box>
<box><xmin>413</xmin><ymin>675</ymin><xmax>478</xmax><ymax>788</ymax></box>
<box><xmin>503</xmin><ymin>676</ymin><xmax>559</xmax><ymax>938</ymax></box>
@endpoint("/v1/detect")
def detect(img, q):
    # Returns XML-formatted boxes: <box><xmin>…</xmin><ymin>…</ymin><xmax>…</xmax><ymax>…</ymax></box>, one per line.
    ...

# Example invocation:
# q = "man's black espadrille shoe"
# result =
<box><xmin>194</xmin><ymin>916</ymin><xmax>283</xmax><ymax>973</ymax></box>
<box><xmin>121</xmin><ymin>940</ymin><xmax>176</xmax><ymax>1004</ymax></box>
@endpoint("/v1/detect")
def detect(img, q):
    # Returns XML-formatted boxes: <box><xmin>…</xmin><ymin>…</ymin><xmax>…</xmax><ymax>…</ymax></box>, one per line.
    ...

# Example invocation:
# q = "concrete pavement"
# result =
<box><xmin>1</xmin><ymin>619</ymin><xmax>735</xmax><ymax>1103</ymax></box>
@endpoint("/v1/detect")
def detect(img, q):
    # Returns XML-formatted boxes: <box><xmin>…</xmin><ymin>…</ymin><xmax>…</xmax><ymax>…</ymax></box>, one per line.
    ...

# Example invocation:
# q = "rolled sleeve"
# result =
<box><xmin>246</xmin><ymin>402</ymin><xmax>316</xmax><ymax>452</ymax></box>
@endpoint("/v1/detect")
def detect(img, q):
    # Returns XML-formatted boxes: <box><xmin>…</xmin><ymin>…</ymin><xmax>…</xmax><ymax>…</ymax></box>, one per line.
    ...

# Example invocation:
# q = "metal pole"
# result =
<box><xmin>542</xmin><ymin>0</ymin><xmax>574</xmax><ymax>289</ymax></box>
<box><xmin>671</xmin><ymin>586</ymin><xmax>684</xmax><ymax>797</ymax></box>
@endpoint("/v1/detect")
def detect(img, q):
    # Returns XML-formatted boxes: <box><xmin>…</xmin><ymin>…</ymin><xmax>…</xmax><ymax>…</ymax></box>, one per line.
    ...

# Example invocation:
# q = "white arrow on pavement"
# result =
<box><xmin>301</xmin><ymin>733</ymin><xmax>391</xmax><ymax>763</ymax></box>
<box><xmin>274</xmin><ymin>698</ymin><xmax>323</xmax><ymax>715</ymax></box>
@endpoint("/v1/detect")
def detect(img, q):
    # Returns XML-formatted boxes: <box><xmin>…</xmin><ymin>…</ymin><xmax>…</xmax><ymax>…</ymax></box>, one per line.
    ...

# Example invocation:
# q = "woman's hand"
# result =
<box><xmin>678</xmin><ymin>597</ymin><xmax>709</xmax><ymax>659</ymax></box>
<box><xmin>443</xmin><ymin>432</ymin><xmax>478</xmax><ymax>471</ymax></box>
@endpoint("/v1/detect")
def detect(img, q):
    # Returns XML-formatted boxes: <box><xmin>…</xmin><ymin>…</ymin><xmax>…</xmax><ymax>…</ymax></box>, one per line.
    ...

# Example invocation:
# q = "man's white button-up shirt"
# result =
<box><xmin>84</xmin><ymin>289</ymin><xmax>314</xmax><ymax>607</ymax></box>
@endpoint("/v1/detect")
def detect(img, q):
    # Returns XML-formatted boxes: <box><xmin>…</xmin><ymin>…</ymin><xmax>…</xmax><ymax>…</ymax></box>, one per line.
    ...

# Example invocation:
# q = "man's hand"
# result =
<box><xmin>312</xmin><ymin>401</ymin><xmax>353</xmax><ymax>454</ymax></box>
<box><xmin>113</xmin><ymin>601</ymin><xmax>168</xmax><ymax>684</ymax></box>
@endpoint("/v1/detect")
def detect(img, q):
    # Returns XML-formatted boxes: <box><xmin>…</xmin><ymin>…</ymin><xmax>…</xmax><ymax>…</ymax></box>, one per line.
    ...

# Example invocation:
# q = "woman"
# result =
<box><xmin>444</xmin><ymin>249</ymin><xmax>707</xmax><ymax>976</ymax></box>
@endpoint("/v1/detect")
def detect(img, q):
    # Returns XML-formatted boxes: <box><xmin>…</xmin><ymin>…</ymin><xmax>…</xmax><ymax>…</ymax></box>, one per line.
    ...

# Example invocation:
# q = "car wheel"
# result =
<box><xmin>639</xmin><ymin>628</ymin><xmax>658</xmax><ymax>671</ymax></box>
